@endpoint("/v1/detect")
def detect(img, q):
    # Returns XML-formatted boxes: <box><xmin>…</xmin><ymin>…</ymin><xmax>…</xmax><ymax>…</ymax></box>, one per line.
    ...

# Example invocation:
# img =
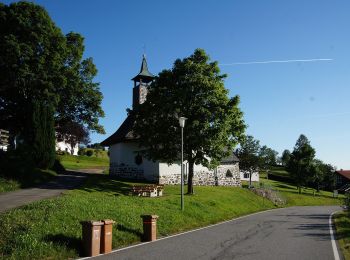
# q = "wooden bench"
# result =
<box><xmin>131</xmin><ymin>184</ymin><xmax>164</xmax><ymax>197</ymax></box>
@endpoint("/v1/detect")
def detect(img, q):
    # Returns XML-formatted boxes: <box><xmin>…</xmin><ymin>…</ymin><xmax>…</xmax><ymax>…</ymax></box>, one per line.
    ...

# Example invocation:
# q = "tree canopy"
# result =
<box><xmin>287</xmin><ymin>134</ymin><xmax>316</xmax><ymax>193</ymax></box>
<box><xmin>281</xmin><ymin>149</ymin><xmax>291</xmax><ymax>166</ymax></box>
<box><xmin>0</xmin><ymin>2</ymin><xmax>105</xmax><ymax>140</ymax></box>
<box><xmin>236</xmin><ymin>135</ymin><xmax>261</xmax><ymax>187</ymax></box>
<box><xmin>131</xmin><ymin>49</ymin><xmax>246</xmax><ymax>194</ymax></box>
<box><xmin>259</xmin><ymin>145</ymin><xmax>278</xmax><ymax>170</ymax></box>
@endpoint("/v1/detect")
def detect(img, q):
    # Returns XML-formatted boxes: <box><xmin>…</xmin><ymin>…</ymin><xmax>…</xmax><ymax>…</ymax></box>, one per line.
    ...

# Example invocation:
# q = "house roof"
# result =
<box><xmin>100</xmin><ymin>116</ymin><xmax>136</xmax><ymax>146</ymax></box>
<box><xmin>131</xmin><ymin>55</ymin><xmax>154</xmax><ymax>83</ymax></box>
<box><xmin>221</xmin><ymin>153</ymin><xmax>239</xmax><ymax>164</ymax></box>
<box><xmin>336</xmin><ymin>170</ymin><xmax>350</xmax><ymax>180</ymax></box>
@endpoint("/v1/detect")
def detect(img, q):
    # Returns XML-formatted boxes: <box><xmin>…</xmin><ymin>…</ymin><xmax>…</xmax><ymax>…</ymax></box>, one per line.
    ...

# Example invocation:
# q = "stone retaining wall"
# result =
<box><xmin>159</xmin><ymin>163</ymin><xmax>241</xmax><ymax>187</ymax></box>
<box><xmin>110</xmin><ymin>162</ymin><xmax>241</xmax><ymax>187</ymax></box>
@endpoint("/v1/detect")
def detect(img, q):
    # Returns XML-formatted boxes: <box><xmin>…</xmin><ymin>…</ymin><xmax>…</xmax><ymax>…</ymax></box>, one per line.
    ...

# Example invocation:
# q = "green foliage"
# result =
<box><xmin>78</xmin><ymin>148</ymin><xmax>108</xmax><ymax>158</ymax></box>
<box><xmin>0</xmin><ymin>176</ymin><xmax>274</xmax><ymax>258</ymax></box>
<box><xmin>0</xmin><ymin>176</ymin><xmax>20</xmax><ymax>193</ymax></box>
<box><xmin>286</xmin><ymin>134</ymin><xmax>316</xmax><ymax>194</ymax></box>
<box><xmin>281</xmin><ymin>149</ymin><xmax>291</xmax><ymax>166</ymax></box>
<box><xmin>236</xmin><ymin>135</ymin><xmax>260</xmax><ymax>187</ymax></box>
<box><xmin>0</xmin><ymin>2</ymin><xmax>104</xmax><ymax>138</ymax></box>
<box><xmin>259</xmin><ymin>145</ymin><xmax>278</xmax><ymax>170</ymax></box>
<box><xmin>334</xmin><ymin>211</ymin><xmax>350</xmax><ymax>259</ymax></box>
<box><xmin>25</xmin><ymin>101</ymin><xmax>55</xmax><ymax>169</ymax></box>
<box><xmin>86</xmin><ymin>150</ymin><xmax>93</xmax><ymax>157</ymax></box>
<box><xmin>131</xmin><ymin>49</ymin><xmax>246</xmax><ymax>194</ymax></box>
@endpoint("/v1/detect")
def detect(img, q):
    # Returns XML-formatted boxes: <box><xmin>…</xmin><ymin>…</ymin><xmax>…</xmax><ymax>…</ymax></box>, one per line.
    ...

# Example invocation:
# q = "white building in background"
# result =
<box><xmin>240</xmin><ymin>171</ymin><xmax>259</xmax><ymax>182</ymax></box>
<box><xmin>101</xmin><ymin>56</ymin><xmax>242</xmax><ymax>186</ymax></box>
<box><xmin>55</xmin><ymin>140</ymin><xmax>79</xmax><ymax>155</ymax></box>
<box><xmin>0</xmin><ymin>129</ymin><xmax>9</xmax><ymax>151</ymax></box>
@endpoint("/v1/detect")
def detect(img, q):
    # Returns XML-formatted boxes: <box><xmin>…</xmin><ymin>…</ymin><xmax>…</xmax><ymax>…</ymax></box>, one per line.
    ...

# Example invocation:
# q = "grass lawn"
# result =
<box><xmin>334</xmin><ymin>211</ymin><xmax>350</xmax><ymax>260</ymax></box>
<box><xmin>259</xmin><ymin>178</ymin><xmax>344</xmax><ymax>206</ymax></box>
<box><xmin>0</xmin><ymin>175</ymin><xmax>276</xmax><ymax>259</ymax></box>
<box><xmin>57</xmin><ymin>154</ymin><xmax>109</xmax><ymax>170</ymax></box>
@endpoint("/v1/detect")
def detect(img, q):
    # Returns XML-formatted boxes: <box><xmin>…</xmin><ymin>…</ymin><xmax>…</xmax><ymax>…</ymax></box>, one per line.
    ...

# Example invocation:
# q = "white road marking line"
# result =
<box><xmin>329</xmin><ymin>211</ymin><xmax>341</xmax><ymax>260</ymax></box>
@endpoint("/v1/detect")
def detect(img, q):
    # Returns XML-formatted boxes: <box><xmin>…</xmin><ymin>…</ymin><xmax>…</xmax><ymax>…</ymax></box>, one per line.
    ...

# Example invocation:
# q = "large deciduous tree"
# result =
<box><xmin>259</xmin><ymin>145</ymin><xmax>278</xmax><ymax>175</ymax></box>
<box><xmin>0</xmin><ymin>2</ymin><xmax>105</xmax><ymax>146</ymax></box>
<box><xmin>287</xmin><ymin>134</ymin><xmax>315</xmax><ymax>194</ymax></box>
<box><xmin>131</xmin><ymin>49</ymin><xmax>246</xmax><ymax>194</ymax></box>
<box><xmin>236</xmin><ymin>135</ymin><xmax>261</xmax><ymax>188</ymax></box>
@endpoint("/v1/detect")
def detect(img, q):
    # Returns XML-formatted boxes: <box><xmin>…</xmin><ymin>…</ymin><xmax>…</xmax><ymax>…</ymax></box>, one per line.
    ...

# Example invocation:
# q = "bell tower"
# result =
<box><xmin>131</xmin><ymin>55</ymin><xmax>154</xmax><ymax>109</ymax></box>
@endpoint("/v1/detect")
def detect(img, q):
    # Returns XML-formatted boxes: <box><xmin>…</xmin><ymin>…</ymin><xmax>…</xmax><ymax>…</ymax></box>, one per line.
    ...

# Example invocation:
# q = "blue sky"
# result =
<box><xmin>6</xmin><ymin>1</ymin><xmax>350</xmax><ymax>169</ymax></box>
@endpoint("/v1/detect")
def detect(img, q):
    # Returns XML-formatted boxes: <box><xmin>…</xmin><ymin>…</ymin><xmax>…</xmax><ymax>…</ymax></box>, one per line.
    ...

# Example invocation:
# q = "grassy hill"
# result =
<box><xmin>0</xmin><ymin>176</ymin><xmax>276</xmax><ymax>259</ymax></box>
<box><xmin>57</xmin><ymin>154</ymin><xmax>109</xmax><ymax>170</ymax></box>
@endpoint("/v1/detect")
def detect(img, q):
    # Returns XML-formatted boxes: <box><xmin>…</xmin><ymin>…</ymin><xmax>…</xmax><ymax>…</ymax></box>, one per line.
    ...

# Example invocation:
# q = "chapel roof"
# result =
<box><xmin>100</xmin><ymin>115</ymin><xmax>135</xmax><ymax>146</ymax></box>
<box><xmin>221</xmin><ymin>153</ymin><xmax>240</xmax><ymax>164</ymax></box>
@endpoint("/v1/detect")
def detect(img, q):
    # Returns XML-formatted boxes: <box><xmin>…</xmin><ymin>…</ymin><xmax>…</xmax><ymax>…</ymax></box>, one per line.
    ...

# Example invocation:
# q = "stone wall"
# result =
<box><xmin>159</xmin><ymin>163</ymin><xmax>241</xmax><ymax>187</ymax></box>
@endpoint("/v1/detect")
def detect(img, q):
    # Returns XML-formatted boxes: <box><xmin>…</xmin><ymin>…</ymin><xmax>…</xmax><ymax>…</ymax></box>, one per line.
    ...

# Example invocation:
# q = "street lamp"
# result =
<box><xmin>179</xmin><ymin>116</ymin><xmax>187</xmax><ymax>211</ymax></box>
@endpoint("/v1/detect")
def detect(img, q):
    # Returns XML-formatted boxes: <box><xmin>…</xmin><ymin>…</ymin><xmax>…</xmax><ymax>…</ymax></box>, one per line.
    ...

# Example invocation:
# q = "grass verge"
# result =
<box><xmin>334</xmin><ymin>211</ymin><xmax>350</xmax><ymax>260</ymax></box>
<box><xmin>259</xmin><ymin>178</ymin><xmax>343</xmax><ymax>206</ymax></box>
<box><xmin>0</xmin><ymin>177</ymin><xmax>20</xmax><ymax>193</ymax></box>
<box><xmin>0</xmin><ymin>169</ymin><xmax>57</xmax><ymax>193</ymax></box>
<box><xmin>57</xmin><ymin>154</ymin><xmax>109</xmax><ymax>170</ymax></box>
<box><xmin>0</xmin><ymin>175</ymin><xmax>275</xmax><ymax>259</ymax></box>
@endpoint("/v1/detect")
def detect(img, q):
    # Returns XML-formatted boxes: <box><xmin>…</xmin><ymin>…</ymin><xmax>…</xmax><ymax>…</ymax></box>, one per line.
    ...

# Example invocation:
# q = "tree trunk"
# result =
<box><xmin>187</xmin><ymin>160</ymin><xmax>194</xmax><ymax>195</ymax></box>
<box><xmin>249</xmin><ymin>172</ymin><xmax>252</xmax><ymax>188</ymax></box>
<box><xmin>298</xmin><ymin>185</ymin><xmax>301</xmax><ymax>194</ymax></box>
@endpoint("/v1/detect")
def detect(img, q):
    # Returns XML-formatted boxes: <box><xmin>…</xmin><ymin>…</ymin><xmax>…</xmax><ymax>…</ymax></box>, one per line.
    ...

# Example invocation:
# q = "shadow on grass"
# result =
<box><xmin>78</xmin><ymin>175</ymin><xmax>156</xmax><ymax>196</ymax></box>
<box><xmin>117</xmin><ymin>223</ymin><xmax>143</xmax><ymax>239</ymax></box>
<box><xmin>44</xmin><ymin>234</ymin><xmax>82</xmax><ymax>255</ymax></box>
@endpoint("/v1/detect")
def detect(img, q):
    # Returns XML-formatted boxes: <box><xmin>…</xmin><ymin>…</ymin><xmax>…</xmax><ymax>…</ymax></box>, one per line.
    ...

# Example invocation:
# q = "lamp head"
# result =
<box><xmin>179</xmin><ymin>117</ymin><xmax>187</xmax><ymax>128</ymax></box>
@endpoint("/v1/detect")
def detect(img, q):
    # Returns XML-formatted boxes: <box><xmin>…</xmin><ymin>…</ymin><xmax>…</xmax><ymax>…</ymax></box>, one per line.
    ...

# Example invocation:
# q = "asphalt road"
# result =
<box><xmin>95</xmin><ymin>206</ymin><xmax>343</xmax><ymax>260</ymax></box>
<box><xmin>0</xmin><ymin>171</ymin><xmax>87</xmax><ymax>213</ymax></box>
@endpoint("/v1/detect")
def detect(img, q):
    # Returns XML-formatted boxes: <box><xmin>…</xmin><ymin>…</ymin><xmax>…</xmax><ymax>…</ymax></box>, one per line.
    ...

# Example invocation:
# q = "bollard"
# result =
<box><xmin>101</xmin><ymin>219</ymin><xmax>115</xmax><ymax>254</ymax></box>
<box><xmin>140</xmin><ymin>215</ymin><xmax>159</xmax><ymax>242</ymax></box>
<box><xmin>80</xmin><ymin>220</ymin><xmax>104</xmax><ymax>257</ymax></box>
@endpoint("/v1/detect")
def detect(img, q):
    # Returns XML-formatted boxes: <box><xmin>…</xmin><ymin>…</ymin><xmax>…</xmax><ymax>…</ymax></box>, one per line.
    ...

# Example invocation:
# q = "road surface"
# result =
<box><xmin>0</xmin><ymin>171</ymin><xmax>88</xmax><ymax>213</ymax></box>
<box><xmin>94</xmin><ymin>206</ymin><xmax>343</xmax><ymax>260</ymax></box>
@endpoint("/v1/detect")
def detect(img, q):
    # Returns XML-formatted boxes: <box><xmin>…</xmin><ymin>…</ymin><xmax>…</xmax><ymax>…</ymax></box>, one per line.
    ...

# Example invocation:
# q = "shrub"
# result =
<box><xmin>86</xmin><ymin>150</ymin><xmax>93</xmax><ymax>156</ymax></box>
<box><xmin>78</xmin><ymin>148</ymin><xmax>86</xmax><ymax>156</ymax></box>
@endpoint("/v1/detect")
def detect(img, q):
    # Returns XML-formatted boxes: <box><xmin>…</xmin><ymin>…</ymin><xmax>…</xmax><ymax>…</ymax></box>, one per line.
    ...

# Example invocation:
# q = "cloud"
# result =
<box><xmin>220</xmin><ymin>58</ymin><xmax>333</xmax><ymax>66</ymax></box>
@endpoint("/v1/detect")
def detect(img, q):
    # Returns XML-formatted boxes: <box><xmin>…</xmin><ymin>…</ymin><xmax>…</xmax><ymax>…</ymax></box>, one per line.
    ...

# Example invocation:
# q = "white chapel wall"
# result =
<box><xmin>109</xmin><ymin>142</ymin><xmax>159</xmax><ymax>181</ymax></box>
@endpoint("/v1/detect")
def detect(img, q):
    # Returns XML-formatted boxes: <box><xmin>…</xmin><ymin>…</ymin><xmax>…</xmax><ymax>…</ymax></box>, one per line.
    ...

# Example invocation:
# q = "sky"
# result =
<box><xmin>5</xmin><ymin>1</ymin><xmax>350</xmax><ymax>169</ymax></box>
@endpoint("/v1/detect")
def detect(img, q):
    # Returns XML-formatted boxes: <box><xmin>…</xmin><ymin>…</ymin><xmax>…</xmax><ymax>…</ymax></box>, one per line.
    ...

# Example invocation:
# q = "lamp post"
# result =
<box><xmin>179</xmin><ymin>117</ymin><xmax>187</xmax><ymax>211</ymax></box>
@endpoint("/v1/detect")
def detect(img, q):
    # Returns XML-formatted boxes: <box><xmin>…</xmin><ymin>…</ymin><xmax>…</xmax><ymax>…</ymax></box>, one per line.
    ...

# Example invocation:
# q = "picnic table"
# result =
<box><xmin>131</xmin><ymin>184</ymin><xmax>164</xmax><ymax>197</ymax></box>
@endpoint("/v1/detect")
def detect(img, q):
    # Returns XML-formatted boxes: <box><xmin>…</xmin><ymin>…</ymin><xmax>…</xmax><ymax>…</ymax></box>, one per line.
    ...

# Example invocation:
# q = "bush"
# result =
<box><xmin>78</xmin><ymin>148</ymin><xmax>86</xmax><ymax>156</ymax></box>
<box><xmin>86</xmin><ymin>150</ymin><xmax>93</xmax><ymax>156</ymax></box>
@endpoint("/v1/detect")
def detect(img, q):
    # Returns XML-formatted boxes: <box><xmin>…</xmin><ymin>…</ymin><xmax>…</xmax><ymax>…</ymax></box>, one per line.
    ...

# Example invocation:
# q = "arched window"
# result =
<box><xmin>135</xmin><ymin>153</ymin><xmax>143</xmax><ymax>165</ymax></box>
<box><xmin>226</xmin><ymin>169</ymin><xmax>233</xmax><ymax>177</ymax></box>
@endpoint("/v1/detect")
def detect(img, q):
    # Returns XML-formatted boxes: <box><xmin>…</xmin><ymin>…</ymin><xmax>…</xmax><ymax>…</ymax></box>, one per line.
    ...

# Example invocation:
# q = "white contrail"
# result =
<box><xmin>220</xmin><ymin>58</ymin><xmax>333</xmax><ymax>66</ymax></box>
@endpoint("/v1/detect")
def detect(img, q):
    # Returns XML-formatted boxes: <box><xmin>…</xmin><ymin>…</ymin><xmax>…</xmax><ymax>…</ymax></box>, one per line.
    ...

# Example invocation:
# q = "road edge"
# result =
<box><xmin>329</xmin><ymin>210</ymin><xmax>342</xmax><ymax>260</ymax></box>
